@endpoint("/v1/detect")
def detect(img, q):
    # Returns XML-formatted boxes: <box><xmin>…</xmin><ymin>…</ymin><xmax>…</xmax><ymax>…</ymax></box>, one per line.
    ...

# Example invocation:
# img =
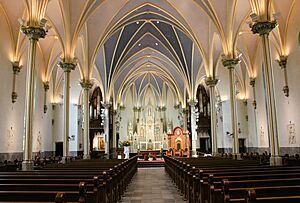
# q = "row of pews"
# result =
<box><xmin>0</xmin><ymin>156</ymin><xmax>138</xmax><ymax>203</ymax></box>
<box><xmin>165</xmin><ymin>156</ymin><xmax>300</xmax><ymax>203</ymax></box>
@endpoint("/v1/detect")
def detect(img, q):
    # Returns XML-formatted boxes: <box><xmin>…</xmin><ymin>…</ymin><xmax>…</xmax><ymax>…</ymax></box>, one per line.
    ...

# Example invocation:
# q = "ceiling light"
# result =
<box><xmin>157</xmin><ymin>21</ymin><xmax>160</xmax><ymax>24</ymax></box>
<box><xmin>155</xmin><ymin>43</ymin><xmax>158</xmax><ymax>46</ymax></box>
<box><xmin>136</xmin><ymin>21</ymin><xmax>139</xmax><ymax>24</ymax></box>
<box><xmin>138</xmin><ymin>43</ymin><xmax>141</xmax><ymax>46</ymax></box>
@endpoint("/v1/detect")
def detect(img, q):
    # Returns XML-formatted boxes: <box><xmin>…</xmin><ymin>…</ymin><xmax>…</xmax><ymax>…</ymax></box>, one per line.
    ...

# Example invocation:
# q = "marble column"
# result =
<box><xmin>205</xmin><ymin>77</ymin><xmax>219</xmax><ymax>156</ymax></box>
<box><xmin>21</xmin><ymin>26</ymin><xmax>46</xmax><ymax>170</ymax></box>
<box><xmin>80</xmin><ymin>81</ymin><xmax>92</xmax><ymax>159</ymax></box>
<box><xmin>103</xmin><ymin>102</ymin><xmax>111</xmax><ymax>156</ymax></box>
<box><xmin>43</xmin><ymin>81</ymin><xmax>49</xmax><ymax>113</ymax></box>
<box><xmin>276</xmin><ymin>55</ymin><xmax>289</xmax><ymax>97</ymax></box>
<box><xmin>251</xmin><ymin>20</ymin><xmax>282</xmax><ymax>165</ymax></box>
<box><xmin>11</xmin><ymin>61</ymin><xmax>22</xmax><ymax>103</ymax></box>
<box><xmin>112</xmin><ymin>110</ymin><xmax>117</xmax><ymax>158</ymax></box>
<box><xmin>58</xmin><ymin>62</ymin><xmax>76</xmax><ymax>159</ymax></box>
<box><xmin>222</xmin><ymin>57</ymin><xmax>240</xmax><ymax>159</ymax></box>
<box><xmin>189</xmin><ymin>100</ymin><xmax>198</xmax><ymax>156</ymax></box>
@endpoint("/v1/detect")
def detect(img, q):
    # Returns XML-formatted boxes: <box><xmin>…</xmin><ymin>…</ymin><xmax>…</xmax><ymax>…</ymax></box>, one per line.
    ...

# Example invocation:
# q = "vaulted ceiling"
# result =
<box><xmin>0</xmin><ymin>0</ymin><xmax>299</xmax><ymax>108</ymax></box>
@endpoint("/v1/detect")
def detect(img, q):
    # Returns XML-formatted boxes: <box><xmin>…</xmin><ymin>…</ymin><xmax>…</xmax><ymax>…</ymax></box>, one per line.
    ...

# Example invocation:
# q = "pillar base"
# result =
<box><xmin>212</xmin><ymin>152</ymin><xmax>219</xmax><ymax>157</ymax></box>
<box><xmin>62</xmin><ymin>156</ymin><xmax>70</xmax><ymax>164</ymax></box>
<box><xmin>83</xmin><ymin>154</ymin><xmax>90</xmax><ymax>159</ymax></box>
<box><xmin>22</xmin><ymin>160</ymin><xmax>34</xmax><ymax>171</ymax></box>
<box><xmin>234</xmin><ymin>153</ymin><xmax>242</xmax><ymax>160</ymax></box>
<box><xmin>191</xmin><ymin>151</ymin><xmax>198</xmax><ymax>158</ymax></box>
<box><xmin>270</xmin><ymin>156</ymin><xmax>282</xmax><ymax>166</ymax></box>
<box><xmin>112</xmin><ymin>148</ymin><xmax>117</xmax><ymax>159</ymax></box>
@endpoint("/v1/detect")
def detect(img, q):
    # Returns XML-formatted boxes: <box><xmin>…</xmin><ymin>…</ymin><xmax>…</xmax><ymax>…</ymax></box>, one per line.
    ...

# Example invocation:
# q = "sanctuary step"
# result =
<box><xmin>137</xmin><ymin>159</ymin><xmax>165</xmax><ymax>168</ymax></box>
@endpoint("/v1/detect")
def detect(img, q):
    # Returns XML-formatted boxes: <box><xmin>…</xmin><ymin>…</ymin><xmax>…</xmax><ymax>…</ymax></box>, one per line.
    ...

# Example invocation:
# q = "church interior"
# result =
<box><xmin>0</xmin><ymin>0</ymin><xmax>300</xmax><ymax>202</ymax></box>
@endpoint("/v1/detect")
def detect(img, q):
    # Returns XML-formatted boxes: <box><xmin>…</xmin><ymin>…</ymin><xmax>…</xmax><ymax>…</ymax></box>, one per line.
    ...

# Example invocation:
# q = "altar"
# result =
<box><xmin>125</xmin><ymin>100</ymin><xmax>169</xmax><ymax>153</ymax></box>
<box><xmin>139</xmin><ymin>150</ymin><xmax>161</xmax><ymax>159</ymax></box>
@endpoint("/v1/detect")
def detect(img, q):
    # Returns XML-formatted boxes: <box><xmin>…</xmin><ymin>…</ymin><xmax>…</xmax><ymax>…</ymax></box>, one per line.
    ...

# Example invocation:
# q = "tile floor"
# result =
<box><xmin>119</xmin><ymin>167</ymin><xmax>186</xmax><ymax>203</ymax></box>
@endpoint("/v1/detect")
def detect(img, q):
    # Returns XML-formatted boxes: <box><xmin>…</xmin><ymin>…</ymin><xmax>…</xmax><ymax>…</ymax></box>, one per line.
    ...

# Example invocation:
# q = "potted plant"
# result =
<box><xmin>122</xmin><ymin>140</ymin><xmax>130</xmax><ymax>147</ymax></box>
<box><xmin>148</xmin><ymin>153</ymin><xmax>153</xmax><ymax>161</ymax></box>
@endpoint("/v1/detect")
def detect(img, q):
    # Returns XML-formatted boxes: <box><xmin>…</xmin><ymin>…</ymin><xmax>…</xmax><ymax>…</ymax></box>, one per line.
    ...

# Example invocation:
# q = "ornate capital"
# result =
<box><xmin>205</xmin><ymin>77</ymin><xmax>219</xmax><ymax>87</ymax></box>
<box><xmin>133</xmin><ymin>106</ymin><xmax>141</xmax><ymax>112</ymax></box>
<box><xmin>161</xmin><ymin>106</ymin><xmax>166</xmax><ymax>111</ymax></box>
<box><xmin>250</xmin><ymin>20</ymin><xmax>277</xmax><ymax>36</ymax></box>
<box><xmin>174</xmin><ymin>104</ymin><xmax>180</xmax><ymax>109</ymax></box>
<box><xmin>58</xmin><ymin>61</ymin><xmax>76</xmax><ymax>72</ymax></box>
<box><xmin>188</xmin><ymin>99</ymin><xmax>197</xmax><ymax>107</ymax></box>
<box><xmin>44</xmin><ymin>81</ymin><xmax>50</xmax><ymax>91</ymax></box>
<box><xmin>80</xmin><ymin>80</ymin><xmax>93</xmax><ymax>90</ymax></box>
<box><xmin>21</xmin><ymin>26</ymin><xmax>46</xmax><ymax>40</ymax></box>
<box><xmin>249</xmin><ymin>78</ymin><xmax>256</xmax><ymax>87</ymax></box>
<box><xmin>12</xmin><ymin>61</ymin><xmax>22</xmax><ymax>74</ymax></box>
<box><xmin>276</xmin><ymin>55</ymin><xmax>288</xmax><ymax>69</ymax></box>
<box><xmin>102</xmin><ymin>102</ymin><xmax>112</xmax><ymax>109</ymax></box>
<box><xmin>221</xmin><ymin>56</ymin><xmax>240</xmax><ymax>69</ymax></box>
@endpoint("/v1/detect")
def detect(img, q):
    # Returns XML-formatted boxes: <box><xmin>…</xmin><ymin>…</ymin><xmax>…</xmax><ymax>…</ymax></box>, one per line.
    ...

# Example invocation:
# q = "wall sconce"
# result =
<box><xmin>226</xmin><ymin>132</ymin><xmax>233</xmax><ymax>137</ymax></box>
<box><xmin>249</xmin><ymin>78</ymin><xmax>257</xmax><ymax>109</ymax></box>
<box><xmin>276</xmin><ymin>55</ymin><xmax>289</xmax><ymax>97</ymax></box>
<box><xmin>43</xmin><ymin>81</ymin><xmax>49</xmax><ymax>113</ymax></box>
<box><xmin>11</xmin><ymin>61</ymin><xmax>22</xmax><ymax>103</ymax></box>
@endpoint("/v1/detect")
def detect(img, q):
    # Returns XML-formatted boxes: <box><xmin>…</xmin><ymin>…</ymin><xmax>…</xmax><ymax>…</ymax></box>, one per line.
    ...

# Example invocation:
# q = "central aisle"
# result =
<box><xmin>119</xmin><ymin>167</ymin><xmax>186</xmax><ymax>203</ymax></box>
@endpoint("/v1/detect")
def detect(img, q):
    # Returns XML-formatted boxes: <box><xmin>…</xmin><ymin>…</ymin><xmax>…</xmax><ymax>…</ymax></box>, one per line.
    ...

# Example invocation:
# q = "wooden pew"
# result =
<box><xmin>245</xmin><ymin>188</ymin><xmax>300</xmax><ymax>203</ymax></box>
<box><xmin>0</xmin><ymin>156</ymin><xmax>138</xmax><ymax>203</ymax></box>
<box><xmin>164</xmin><ymin>156</ymin><xmax>300</xmax><ymax>203</ymax></box>
<box><xmin>222</xmin><ymin>180</ymin><xmax>300</xmax><ymax>203</ymax></box>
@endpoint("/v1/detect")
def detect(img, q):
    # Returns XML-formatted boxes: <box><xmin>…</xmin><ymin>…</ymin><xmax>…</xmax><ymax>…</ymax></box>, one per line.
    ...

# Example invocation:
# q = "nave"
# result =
<box><xmin>119</xmin><ymin>168</ymin><xmax>185</xmax><ymax>203</ymax></box>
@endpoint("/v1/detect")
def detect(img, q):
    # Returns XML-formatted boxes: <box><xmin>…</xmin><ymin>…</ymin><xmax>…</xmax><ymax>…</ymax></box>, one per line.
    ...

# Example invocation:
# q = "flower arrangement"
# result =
<box><xmin>122</xmin><ymin>140</ymin><xmax>130</xmax><ymax>147</ymax></box>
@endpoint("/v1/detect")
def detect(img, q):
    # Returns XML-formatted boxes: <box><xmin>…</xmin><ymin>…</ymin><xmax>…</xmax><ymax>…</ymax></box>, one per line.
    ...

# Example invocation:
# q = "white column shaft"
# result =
<box><xmin>83</xmin><ymin>88</ymin><xmax>90</xmax><ymax>159</ymax></box>
<box><xmin>190</xmin><ymin>105</ymin><xmax>197</xmax><ymax>156</ymax></box>
<box><xmin>63</xmin><ymin>71</ymin><xmax>70</xmax><ymax>157</ymax></box>
<box><xmin>23</xmin><ymin>38</ymin><xmax>37</xmax><ymax>162</ymax></box>
<box><xmin>228</xmin><ymin>68</ymin><xmax>239</xmax><ymax>154</ymax></box>
<box><xmin>210</xmin><ymin>86</ymin><xmax>218</xmax><ymax>155</ymax></box>
<box><xmin>104</xmin><ymin>107</ymin><xmax>110</xmax><ymax>155</ymax></box>
<box><xmin>262</xmin><ymin>34</ymin><xmax>280</xmax><ymax>157</ymax></box>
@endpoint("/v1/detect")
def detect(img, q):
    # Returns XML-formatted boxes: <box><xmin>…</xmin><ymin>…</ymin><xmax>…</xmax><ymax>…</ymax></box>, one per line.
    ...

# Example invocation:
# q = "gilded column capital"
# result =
<box><xmin>21</xmin><ymin>26</ymin><xmax>46</xmax><ymax>40</ymax></box>
<box><xmin>276</xmin><ymin>55</ymin><xmax>288</xmax><ymax>69</ymax></box>
<box><xmin>250</xmin><ymin>20</ymin><xmax>277</xmax><ymax>36</ymax></box>
<box><xmin>249</xmin><ymin>78</ymin><xmax>256</xmax><ymax>87</ymax></box>
<box><xmin>174</xmin><ymin>103</ymin><xmax>180</xmax><ymax>109</ymax></box>
<box><xmin>205</xmin><ymin>77</ymin><xmax>219</xmax><ymax>87</ymax></box>
<box><xmin>160</xmin><ymin>106</ymin><xmax>166</xmax><ymax>111</ymax></box>
<box><xmin>58</xmin><ymin>61</ymin><xmax>76</xmax><ymax>72</ymax></box>
<box><xmin>44</xmin><ymin>81</ymin><xmax>50</xmax><ymax>91</ymax></box>
<box><xmin>12</xmin><ymin>61</ymin><xmax>22</xmax><ymax>74</ymax></box>
<box><xmin>133</xmin><ymin>106</ymin><xmax>141</xmax><ymax>112</ymax></box>
<box><xmin>80</xmin><ymin>80</ymin><xmax>93</xmax><ymax>90</ymax></box>
<box><xmin>102</xmin><ymin>102</ymin><xmax>112</xmax><ymax>109</ymax></box>
<box><xmin>222</xmin><ymin>56</ymin><xmax>240</xmax><ymax>69</ymax></box>
<box><xmin>188</xmin><ymin>99</ymin><xmax>198</xmax><ymax>107</ymax></box>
